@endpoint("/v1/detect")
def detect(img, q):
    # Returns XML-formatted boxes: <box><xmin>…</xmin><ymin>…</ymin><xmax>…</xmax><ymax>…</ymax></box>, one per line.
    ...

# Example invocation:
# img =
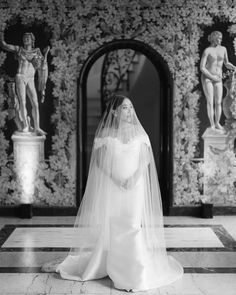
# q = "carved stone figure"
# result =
<box><xmin>0</xmin><ymin>30</ymin><xmax>49</xmax><ymax>135</ymax></box>
<box><xmin>200</xmin><ymin>31</ymin><xmax>236</xmax><ymax>132</ymax></box>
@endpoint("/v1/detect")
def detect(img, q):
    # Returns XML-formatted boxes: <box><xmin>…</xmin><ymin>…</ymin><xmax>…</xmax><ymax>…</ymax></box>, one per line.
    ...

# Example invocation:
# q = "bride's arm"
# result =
<box><xmin>95</xmin><ymin>146</ymin><xmax>123</xmax><ymax>187</ymax></box>
<box><xmin>124</xmin><ymin>143</ymin><xmax>150</xmax><ymax>189</ymax></box>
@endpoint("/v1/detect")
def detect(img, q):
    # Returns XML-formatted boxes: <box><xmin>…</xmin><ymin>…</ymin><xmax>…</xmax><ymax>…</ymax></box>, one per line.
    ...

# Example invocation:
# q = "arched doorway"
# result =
<box><xmin>77</xmin><ymin>40</ymin><xmax>173</xmax><ymax>215</ymax></box>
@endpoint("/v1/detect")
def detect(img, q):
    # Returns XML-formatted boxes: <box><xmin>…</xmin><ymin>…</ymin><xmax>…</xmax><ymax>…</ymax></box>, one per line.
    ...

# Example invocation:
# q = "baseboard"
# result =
<box><xmin>169</xmin><ymin>206</ymin><xmax>236</xmax><ymax>216</ymax></box>
<box><xmin>0</xmin><ymin>205</ymin><xmax>236</xmax><ymax>217</ymax></box>
<box><xmin>0</xmin><ymin>206</ymin><xmax>78</xmax><ymax>216</ymax></box>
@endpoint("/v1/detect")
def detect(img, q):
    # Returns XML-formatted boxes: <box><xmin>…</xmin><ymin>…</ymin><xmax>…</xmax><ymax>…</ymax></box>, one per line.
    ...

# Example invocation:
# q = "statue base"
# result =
<box><xmin>202</xmin><ymin>127</ymin><xmax>229</xmax><ymax>159</ymax></box>
<box><xmin>12</xmin><ymin>132</ymin><xmax>46</xmax><ymax>212</ymax></box>
<box><xmin>18</xmin><ymin>203</ymin><xmax>33</xmax><ymax>219</ymax></box>
<box><xmin>202</xmin><ymin>127</ymin><xmax>236</xmax><ymax>207</ymax></box>
<box><xmin>201</xmin><ymin>202</ymin><xmax>213</xmax><ymax>219</ymax></box>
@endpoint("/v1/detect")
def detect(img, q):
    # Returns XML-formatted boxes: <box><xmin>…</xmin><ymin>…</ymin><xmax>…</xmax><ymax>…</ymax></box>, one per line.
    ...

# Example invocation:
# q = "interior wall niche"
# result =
<box><xmin>2</xmin><ymin>21</ymin><xmax>53</xmax><ymax>158</ymax></box>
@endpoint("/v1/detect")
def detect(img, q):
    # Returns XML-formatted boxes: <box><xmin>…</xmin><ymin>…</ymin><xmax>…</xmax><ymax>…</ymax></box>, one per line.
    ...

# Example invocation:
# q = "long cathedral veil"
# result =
<box><xmin>42</xmin><ymin>94</ymin><xmax>183</xmax><ymax>289</ymax></box>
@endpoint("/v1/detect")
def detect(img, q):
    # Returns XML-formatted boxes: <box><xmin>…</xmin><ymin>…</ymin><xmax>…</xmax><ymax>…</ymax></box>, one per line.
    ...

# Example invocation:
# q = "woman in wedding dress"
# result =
<box><xmin>42</xmin><ymin>94</ymin><xmax>183</xmax><ymax>291</ymax></box>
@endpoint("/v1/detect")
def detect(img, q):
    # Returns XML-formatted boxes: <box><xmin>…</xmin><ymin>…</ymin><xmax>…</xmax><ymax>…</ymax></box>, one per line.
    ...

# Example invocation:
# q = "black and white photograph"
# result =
<box><xmin>0</xmin><ymin>0</ymin><xmax>236</xmax><ymax>294</ymax></box>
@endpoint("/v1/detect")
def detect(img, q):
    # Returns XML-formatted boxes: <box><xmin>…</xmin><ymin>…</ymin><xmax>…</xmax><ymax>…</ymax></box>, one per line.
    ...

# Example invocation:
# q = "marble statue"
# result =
<box><xmin>200</xmin><ymin>31</ymin><xmax>236</xmax><ymax>132</ymax></box>
<box><xmin>0</xmin><ymin>30</ymin><xmax>49</xmax><ymax>136</ymax></box>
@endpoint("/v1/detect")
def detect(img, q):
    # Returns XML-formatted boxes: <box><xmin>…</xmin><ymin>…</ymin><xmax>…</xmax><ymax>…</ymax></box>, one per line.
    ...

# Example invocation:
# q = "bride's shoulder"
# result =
<box><xmin>137</xmin><ymin>133</ymin><xmax>151</xmax><ymax>146</ymax></box>
<box><xmin>94</xmin><ymin>137</ymin><xmax>109</xmax><ymax>149</ymax></box>
<box><xmin>93</xmin><ymin>128</ymin><xmax>114</xmax><ymax>149</ymax></box>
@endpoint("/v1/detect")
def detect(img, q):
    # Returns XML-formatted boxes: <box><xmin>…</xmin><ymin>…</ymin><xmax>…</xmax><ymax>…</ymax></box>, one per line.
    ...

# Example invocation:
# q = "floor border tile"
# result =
<box><xmin>0</xmin><ymin>267</ymin><xmax>235</xmax><ymax>274</ymax></box>
<box><xmin>0</xmin><ymin>224</ymin><xmax>235</xmax><ymax>252</ymax></box>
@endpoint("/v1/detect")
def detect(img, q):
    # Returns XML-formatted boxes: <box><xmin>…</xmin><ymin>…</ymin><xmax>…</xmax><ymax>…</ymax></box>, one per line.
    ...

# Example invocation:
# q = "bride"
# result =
<box><xmin>42</xmin><ymin>94</ymin><xmax>183</xmax><ymax>292</ymax></box>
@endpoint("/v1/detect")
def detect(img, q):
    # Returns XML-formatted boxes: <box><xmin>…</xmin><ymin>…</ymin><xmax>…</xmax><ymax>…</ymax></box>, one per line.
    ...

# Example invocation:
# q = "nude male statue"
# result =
<box><xmin>0</xmin><ymin>30</ymin><xmax>49</xmax><ymax>135</ymax></box>
<box><xmin>200</xmin><ymin>31</ymin><xmax>236</xmax><ymax>131</ymax></box>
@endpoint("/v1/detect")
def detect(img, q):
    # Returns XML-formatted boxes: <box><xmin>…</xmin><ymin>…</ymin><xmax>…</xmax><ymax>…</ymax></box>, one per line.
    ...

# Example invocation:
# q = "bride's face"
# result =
<box><xmin>118</xmin><ymin>98</ymin><xmax>134</xmax><ymax>124</ymax></box>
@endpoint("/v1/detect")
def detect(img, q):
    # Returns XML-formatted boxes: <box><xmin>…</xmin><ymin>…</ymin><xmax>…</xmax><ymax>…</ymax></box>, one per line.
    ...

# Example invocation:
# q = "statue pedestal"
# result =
<box><xmin>12</xmin><ymin>133</ymin><xmax>45</xmax><ymax>215</ymax></box>
<box><xmin>202</xmin><ymin>128</ymin><xmax>229</xmax><ymax>159</ymax></box>
<box><xmin>202</xmin><ymin>128</ymin><xmax>230</xmax><ymax>208</ymax></box>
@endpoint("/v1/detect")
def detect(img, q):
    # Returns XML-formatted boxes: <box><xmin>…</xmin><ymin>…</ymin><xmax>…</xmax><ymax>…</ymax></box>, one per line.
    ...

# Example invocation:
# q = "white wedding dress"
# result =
<box><xmin>56</xmin><ymin>135</ymin><xmax>183</xmax><ymax>291</ymax></box>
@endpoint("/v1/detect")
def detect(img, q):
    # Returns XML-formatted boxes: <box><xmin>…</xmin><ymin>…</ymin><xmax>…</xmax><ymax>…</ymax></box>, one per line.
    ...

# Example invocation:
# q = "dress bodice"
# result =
<box><xmin>94</xmin><ymin>134</ymin><xmax>150</xmax><ymax>181</ymax></box>
<box><xmin>110</xmin><ymin>138</ymin><xmax>140</xmax><ymax>180</ymax></box>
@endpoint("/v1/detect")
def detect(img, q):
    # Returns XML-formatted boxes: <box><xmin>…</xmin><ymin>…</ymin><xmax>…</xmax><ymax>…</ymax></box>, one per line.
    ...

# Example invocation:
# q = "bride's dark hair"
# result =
<box><xmin>107</xmin><ymin>94</ymin><xmax>126</xmax><ymax>112</ymax></box>
<box><xmin>101</xmin><ymin>94</ymin><xmax>127</xmax><ymax>128</ymax></box>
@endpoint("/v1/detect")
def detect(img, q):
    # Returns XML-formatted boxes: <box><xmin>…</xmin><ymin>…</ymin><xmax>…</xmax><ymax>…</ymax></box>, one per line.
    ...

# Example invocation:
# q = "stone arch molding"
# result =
<box><xmin>77</xmin><ymin>39</ymin><xmax>173</xmax><ymax>210</ymax></box>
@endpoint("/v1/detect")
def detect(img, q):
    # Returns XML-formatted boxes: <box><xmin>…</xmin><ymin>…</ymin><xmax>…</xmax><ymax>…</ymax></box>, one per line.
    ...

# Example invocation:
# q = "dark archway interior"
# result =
<box><xmin>77</xmin><ymin>40</ymin><xmax>173</xmax><ymax>215</ymax></box>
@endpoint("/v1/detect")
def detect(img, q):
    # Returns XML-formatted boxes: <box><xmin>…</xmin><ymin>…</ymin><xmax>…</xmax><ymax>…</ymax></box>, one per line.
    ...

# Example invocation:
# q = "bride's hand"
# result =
<box><xmin>111</xmin><ymin>177</ymin><xmax>133</xmax><ymax>190</ymax></box>
<box><xmin>121</xmin><ymin>178</ymin><xmax>134</xmax><ymax>190</ymax></box>
<box><xmin>112</xmin><ymin>177</ymin><xmax>125</xmax><ymax>189</ymax></box>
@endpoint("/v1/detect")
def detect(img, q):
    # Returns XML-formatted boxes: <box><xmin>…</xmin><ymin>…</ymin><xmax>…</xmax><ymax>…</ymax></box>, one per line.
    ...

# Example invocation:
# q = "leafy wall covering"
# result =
<box><xmin>1</xmin><ymin>0</ymin><xmax>236</xmax><ymax>206</ymax></box>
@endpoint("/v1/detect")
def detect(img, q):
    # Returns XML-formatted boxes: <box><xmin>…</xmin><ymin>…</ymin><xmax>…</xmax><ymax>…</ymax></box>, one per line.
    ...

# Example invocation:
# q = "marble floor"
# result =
<box><xmin>0</xmin><ymin>215</ymin><xmax>236</xmax><ymax>295</ymax></box>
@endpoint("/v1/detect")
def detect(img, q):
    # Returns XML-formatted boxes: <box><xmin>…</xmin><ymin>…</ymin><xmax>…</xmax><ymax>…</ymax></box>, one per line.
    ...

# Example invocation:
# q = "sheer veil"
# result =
<box><xmin>42</xmin><ymin>94</ymin><xmax>183</xmax><ymax>290</ymax></box>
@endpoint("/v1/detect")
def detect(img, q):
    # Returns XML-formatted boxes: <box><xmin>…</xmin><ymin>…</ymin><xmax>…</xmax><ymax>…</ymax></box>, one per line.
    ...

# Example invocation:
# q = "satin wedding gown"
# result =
<box><xmin>42</xmin><ymin>95</ymin><xmax>183</xmax><ymax>291</ymax></box>
<box><xmin>56</xmin><ymin>135</ymin><xmax>183</xmax><ymax>291</ymax></box>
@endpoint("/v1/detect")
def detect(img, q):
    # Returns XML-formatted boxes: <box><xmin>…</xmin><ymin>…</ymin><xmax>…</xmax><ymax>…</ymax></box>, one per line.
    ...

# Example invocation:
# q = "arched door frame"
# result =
<box><xmin>77</xmin><ymin>39</ymin><xmax>173</xmax><ymax>215</ymax></box>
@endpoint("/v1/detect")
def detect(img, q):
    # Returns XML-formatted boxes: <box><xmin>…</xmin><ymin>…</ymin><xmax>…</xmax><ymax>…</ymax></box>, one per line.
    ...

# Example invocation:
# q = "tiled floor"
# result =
<box><xmin>0</xmin><ymin>216</ymin><xmax>236</xmax><ymax>295</ymax></box>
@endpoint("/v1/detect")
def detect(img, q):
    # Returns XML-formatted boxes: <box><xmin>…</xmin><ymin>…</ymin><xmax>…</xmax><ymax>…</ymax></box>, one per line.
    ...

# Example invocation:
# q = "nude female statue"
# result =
<box><xmin>0</xmin><ymin>30</ymin><xmax>49</xmax><ymax>135</ymax></box>
<box><xmin>200</xmin><ymin>31</ymin><xmax>236</xmax><ymax>131</ymax></box>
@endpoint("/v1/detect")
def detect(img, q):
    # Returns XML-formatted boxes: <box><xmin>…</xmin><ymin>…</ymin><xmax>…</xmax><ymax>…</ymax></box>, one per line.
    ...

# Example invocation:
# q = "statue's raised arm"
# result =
<box><xmin>0</xmin><ymin>30</ymin><xmax>19</xmax><ymax>53</ymax></box>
